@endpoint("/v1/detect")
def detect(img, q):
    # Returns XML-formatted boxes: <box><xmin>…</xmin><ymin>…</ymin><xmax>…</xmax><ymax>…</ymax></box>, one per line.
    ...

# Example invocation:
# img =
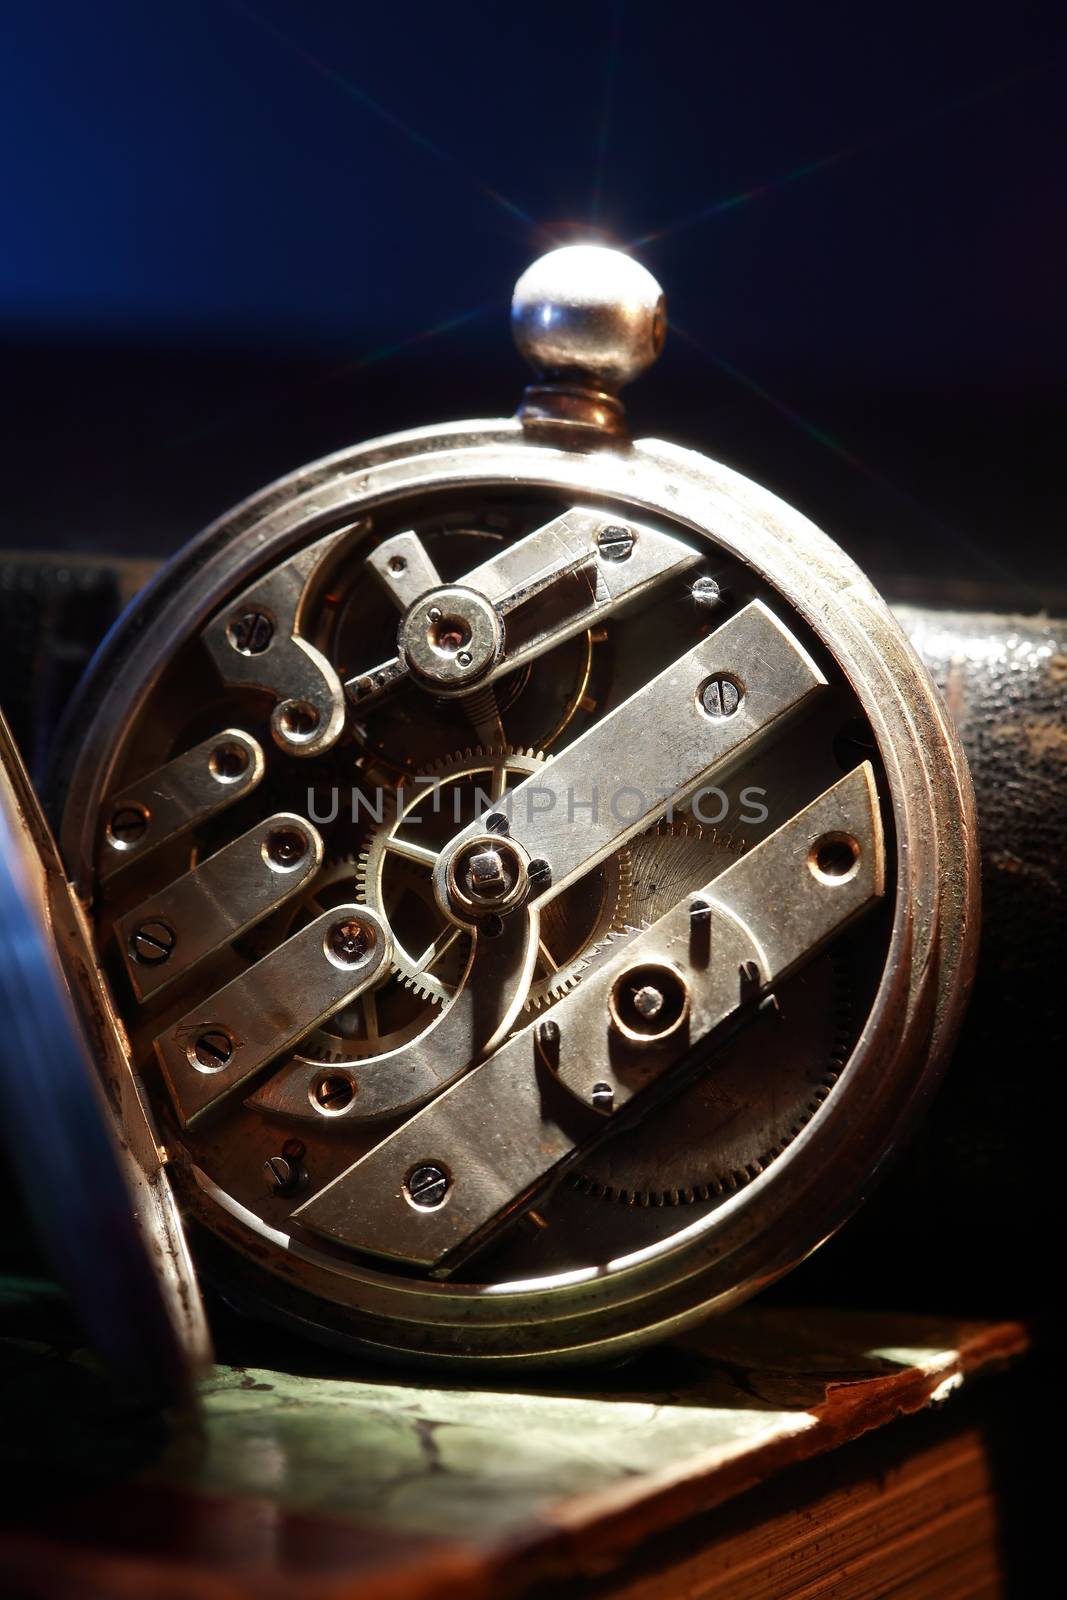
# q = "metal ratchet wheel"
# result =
<box><xmin>40</xmin><ymin>245</ymin><xmax>978</xmax><ymax>1375</ymax></box>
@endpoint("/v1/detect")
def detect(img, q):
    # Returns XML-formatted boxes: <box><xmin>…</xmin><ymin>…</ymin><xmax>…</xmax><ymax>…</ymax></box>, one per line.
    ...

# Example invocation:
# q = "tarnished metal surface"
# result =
<box><xmin>433</xmin><ymin>600</ymin><xmax>825</xmax><ymax>915</ymax></box>
<box><xmin>116</xmin><ymin>814</ymin><xmax>324</xmax><ymax>1000</ymax></box>
<box><xmin>44</xmin><ymin>246</ymin><xmax>978</xmax><ymax>1366</ymax></box>
<box><xmin>346</xmin><ymin>505</ymin><xmax>701</xmax><ymax>711</ymax></box>
<box><xmin>156</xmin><ymin>905</ymin><xmax>392</xmax><ymax>1127</ymax></box>
<box><xmin>201</xmin><ymin>528</ymin><xmax>352</xmax><ymax>757</ymax></box>
<box><xmin>295</xmin><ymin>766</ymin><xmax>884</xmax><ymax>1268</ymax></box>
<box><xmin>99</xmin><ymin>728</ymin><xmax>264</xmax><ymax>881</ymax></box>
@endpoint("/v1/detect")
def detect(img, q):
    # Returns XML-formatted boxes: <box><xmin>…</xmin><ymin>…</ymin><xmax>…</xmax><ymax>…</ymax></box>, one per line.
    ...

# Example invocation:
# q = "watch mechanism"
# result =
<box><xmin>54</xmin><ymin>246</ymin><xmax>978</xmax><ymax>1365</ymax></box>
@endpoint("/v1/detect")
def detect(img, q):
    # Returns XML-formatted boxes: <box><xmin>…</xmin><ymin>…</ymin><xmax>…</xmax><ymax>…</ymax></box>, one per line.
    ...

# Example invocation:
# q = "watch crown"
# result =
<box><xmin>511</xmin><ymin>244</ymin><xmax>666</xmax><ymax>441</ymax></box>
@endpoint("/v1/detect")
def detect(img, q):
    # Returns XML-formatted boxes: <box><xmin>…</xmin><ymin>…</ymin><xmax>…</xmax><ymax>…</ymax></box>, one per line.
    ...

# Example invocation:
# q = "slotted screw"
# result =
<box><xmin>406</xmin><ymin>1164</ymin><xmax>450</xmax><ymax>1209</ymax></box>
<box><xmin>194</xmin><ymin>1031</ymin><xmax>232</xmax><ymax>1069</ymax></box>
<box><xmin>596</xmin><ymin>524</ymin><xmax>635</xmax><ymax>562</ymax></box>
<box><xmin>228</xmin><ymin>610</ymin><xmax>274</xmax><ymax>654</ymax></box>
<box><xmin>130</xmin><ymin>920</ymin><xmax>175</xmax><ymax>965</ymax></box>
<box><xmin>109</xmin><ymin>806</ymin><xmax>148</xmax><ymax>846</ymax></box>
<box><xmin>263</xmin><ymin>1154</ymin><xmax>304</xmax><ymax>1196</ymax></box>
<box><xmin>314</xmin><ymin>1073</ymin><xmax>354</xmax><ymax>1111</ymax></box>
<box><xmin>700</xmin><ymin>673</ymin><xmax>743</xmax><ymax>718</ymax></box>
<box><xmin>527</xmin><ymin>857</ymin><xmax>552</xmax><ymax>890</ymax></box>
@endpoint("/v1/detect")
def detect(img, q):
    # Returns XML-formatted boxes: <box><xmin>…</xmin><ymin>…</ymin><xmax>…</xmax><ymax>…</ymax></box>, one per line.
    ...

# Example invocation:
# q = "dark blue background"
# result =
<box><xmin>2</xmin><ymin>1</ymin><xmax>1064</xmax><ymax>598</ymax></box>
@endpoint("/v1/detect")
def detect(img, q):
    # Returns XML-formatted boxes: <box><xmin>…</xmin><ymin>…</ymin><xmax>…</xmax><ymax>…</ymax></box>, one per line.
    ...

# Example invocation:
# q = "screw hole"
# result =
<box><xmin>431</xmin><ymin>616</ymin><xmax>471</xmax><ymax>653</ymax></box>
<box><xmin>264</xmin><ymin>825</ymin><xmax>309</xmax><ymax>870</ymax></box>
<box><xmin>810</xmin><ymin>832</ymin><xmax>861</xmax><ymax>883</ymax></box>
<box><xmin>276</xmin><ymin>701</ymin><xmax>320</xmax><ymax>742</ymax></box>
<box><xmin>210</xmin><ymin>741</ymin><xmax>251</xmax><ymax>782</ymax></box>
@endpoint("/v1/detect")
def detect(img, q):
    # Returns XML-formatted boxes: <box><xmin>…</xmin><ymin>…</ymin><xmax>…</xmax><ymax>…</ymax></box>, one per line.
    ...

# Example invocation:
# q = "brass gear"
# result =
<box><xmin>562</xmin><ymin>814</ymin><xmax>853</xmax><ymax>1207</ymax></box>
<box><xmin>627</xmin><ymin>814</ymin><xmax>749</xmax><ymax>929</ymax></box>
<box><xmin>568</xmin><ymin>949</ymin><xmax>854</xmax><ymax>1206</ymax></box>
<box><xmin>543</xmin><ymin>819</ymin><xmax>851</xmax><ymax>1203</ymax></box>
<box><xmin>251</xmin><ymin>852</ymin><xmax>442</xmax><ymax>1064</ymax></box>
<box><xmin>355</xmin><ymin>745</ymin><xmax>633</xmax><ymax>1014</ymax></box>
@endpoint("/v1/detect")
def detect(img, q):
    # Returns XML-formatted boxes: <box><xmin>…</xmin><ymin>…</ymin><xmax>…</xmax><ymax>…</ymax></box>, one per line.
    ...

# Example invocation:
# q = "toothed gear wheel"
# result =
<box><xmin>511</xmin><ymin>814</ymin><xmax>854</xmax><ymax>1207</ymax></box>
<box><xmin>251</xmin><ymin>852</ymin><xmax>442</xmax><ymax>1063</ymax></box>
<box><xmin>568</xmin><ymin>949</ymin><xmax>855</xmax><ymax>1207</ymax></box>
<box><xmin>627</xmin><ymin>815</ymin><xmax>750</xmax><ymax>929</ymax></box>
<box><xmin>356</xmin><ymin>745</ymin><xmax>633</xmax><ymax>1013</ymax></box>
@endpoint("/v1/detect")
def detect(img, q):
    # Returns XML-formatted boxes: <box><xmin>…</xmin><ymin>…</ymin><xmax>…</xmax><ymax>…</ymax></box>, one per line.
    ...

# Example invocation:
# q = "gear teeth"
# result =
<box><xmin>394</xmin><ymin>966</ymin><xmax>446</xmax><ymax>1004</ymax></box>
<box><xmin>522</xmin><ymin>924</ymin><xmax>644</xmax><ymax>1014</ymax></box>
<box><xmin>524</xmin><ymin>969</ymin><xmax>582</xmax><ymax>1012</ymax></box>
<box><xmin>569</xmin><ymin>950</ymin><xmax>856</xmax><ymax>1207</ymax></box>
<box><xmin>361</xmin><ymin>744</ymin><xmax>546</xmax><ymax>1008</ymax></box>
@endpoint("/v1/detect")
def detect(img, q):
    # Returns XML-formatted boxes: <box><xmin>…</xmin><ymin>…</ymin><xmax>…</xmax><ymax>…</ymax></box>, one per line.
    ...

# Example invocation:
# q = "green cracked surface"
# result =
<box><xmin>149</xmin><ymin>1362</ymin><xmax>809</xmax><ymax>1540</ymax></box>
<box><xmin>0</xmin><ymin>1277</ymin><xmax>976</xmax><ymax>1548</ymax></box>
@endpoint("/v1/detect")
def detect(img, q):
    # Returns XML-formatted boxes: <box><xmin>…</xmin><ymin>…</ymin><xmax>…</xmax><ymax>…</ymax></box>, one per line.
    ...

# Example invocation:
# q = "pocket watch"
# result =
<box><xmin>2</xmin><ymin>246</ymin><xmax>979</xmax><ymax>1391</ymax></box>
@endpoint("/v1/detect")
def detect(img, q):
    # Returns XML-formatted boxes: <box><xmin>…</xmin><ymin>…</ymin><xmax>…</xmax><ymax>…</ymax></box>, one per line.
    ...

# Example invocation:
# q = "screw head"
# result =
<box><xmin>406</xmin><ymin>1163</ymin><xmax>450</xmax><ymax>1210</ymax></box>
<box><xmin>130</xmin><ymin>920</ymin><xmax>176</xmax><ymax>965</ymax></box>
<box><xmin>591</xmin><ymin>1081</ymin><xmax>615</xmax><ymax>1111</ymax></box>
<box><xmin>227</xmin><ymin>610</ymin><xmax>274</xmax><ymax>655</ymax></box>
<box><xmin>596</xmin><ymin>524</ymin><xmax>635</xmax><ymax>562</ymax></box>
<box><xmin>527</xmin><ymin>857</ymin><xmax>552</xmax><ymax>890</ymax></box>
<box><xmin>109</xmin><ymin>805</ymin><xmax>148</xmax><ymax>847</ymax></box>
<box><xmin>699</xmin><ymin>672</ymin><xmax>744</xmax><ymax>719</ymax></box>
<box><xmin>263</xmin><ymin>1154</ymin><xmax>304</xmax><ymax>1195</ymax></box>
<box><xmin>193</xmin><ymin>1030</ymin><xmax>233</xmax><ymax>1070</ymax></box>
<box><xmin>313</xmin><ymin>1072</ymin><xmax>355</xmax><ymax>1112</ymax></box>
<box><xmin>327</xmin><ymin>918</ymin><xmax>373</xmax><ymax>966</ymax></box>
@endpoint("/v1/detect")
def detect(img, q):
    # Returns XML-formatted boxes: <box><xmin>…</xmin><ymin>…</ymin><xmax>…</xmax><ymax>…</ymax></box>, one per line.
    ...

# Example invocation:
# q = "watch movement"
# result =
<box><xmin>48</xmin><ymin>245</ymin><xmax>980</xmax><ymax>1369</ymax></box>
